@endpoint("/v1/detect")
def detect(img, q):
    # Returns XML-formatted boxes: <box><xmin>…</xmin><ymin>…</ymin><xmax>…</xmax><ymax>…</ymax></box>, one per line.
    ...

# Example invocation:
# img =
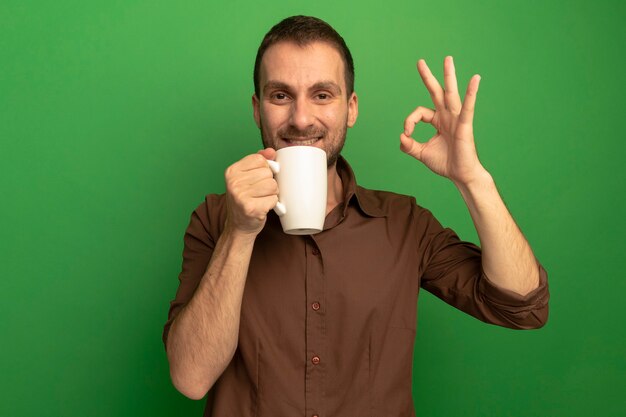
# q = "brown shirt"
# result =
<box><xmin>163</xmin><ymin>157</ymin><xmax>549</xmax><ymax>417</ymax></box>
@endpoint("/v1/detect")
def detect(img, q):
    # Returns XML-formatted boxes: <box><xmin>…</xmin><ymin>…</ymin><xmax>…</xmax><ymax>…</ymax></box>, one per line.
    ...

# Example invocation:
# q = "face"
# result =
<box><xmin>253</xmin><ymin>41</ymin><xmax>358</xmax><ymax>167</ymax></box>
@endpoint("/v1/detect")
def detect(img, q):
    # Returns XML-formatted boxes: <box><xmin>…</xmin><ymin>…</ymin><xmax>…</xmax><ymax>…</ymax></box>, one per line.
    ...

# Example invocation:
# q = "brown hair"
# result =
<box><xmin>253</xmin><ymin>15</ymin><xmax>355</xmax><ymax>99</ymax></box>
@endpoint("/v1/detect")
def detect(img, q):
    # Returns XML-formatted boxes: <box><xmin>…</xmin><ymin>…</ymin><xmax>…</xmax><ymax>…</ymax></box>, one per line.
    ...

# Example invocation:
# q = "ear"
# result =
<box><xmin>252</xmin><ymin>94</ymin><xmax>261</xmax><ymax>128</ymax></box>
<box><xmin>347</xmin><ymin>92</ymin><xmax>358</xmax><ymax>127</ymax></box>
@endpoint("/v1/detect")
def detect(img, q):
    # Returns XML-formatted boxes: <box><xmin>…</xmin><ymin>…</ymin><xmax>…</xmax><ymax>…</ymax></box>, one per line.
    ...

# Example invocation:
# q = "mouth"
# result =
<box><xmin>283</xmin><ymin>136</ymin><xmax>322</xmax><ymax>146</ymax></box>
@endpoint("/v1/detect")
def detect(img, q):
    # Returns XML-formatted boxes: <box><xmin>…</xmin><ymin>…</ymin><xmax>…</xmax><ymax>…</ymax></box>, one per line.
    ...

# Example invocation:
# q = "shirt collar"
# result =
<box><xmin>337</xmin><ymin>155</ymin><xmax>387</xmax><ymax>218</ymax></box>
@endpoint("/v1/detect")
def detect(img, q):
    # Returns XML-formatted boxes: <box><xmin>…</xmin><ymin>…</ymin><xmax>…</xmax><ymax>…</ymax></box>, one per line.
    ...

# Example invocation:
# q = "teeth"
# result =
<box><xmin>286</xmin><ymin>138</ymin><xmax>320</xmax><ymax>146</ymax></box>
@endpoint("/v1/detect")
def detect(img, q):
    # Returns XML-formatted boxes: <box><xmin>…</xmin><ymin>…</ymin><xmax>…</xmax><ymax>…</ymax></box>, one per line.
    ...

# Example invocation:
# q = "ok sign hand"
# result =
<box><xmin>400</xmin><ymin>57</ymin><xmax>488</xmax><ymax>186</ymax></box>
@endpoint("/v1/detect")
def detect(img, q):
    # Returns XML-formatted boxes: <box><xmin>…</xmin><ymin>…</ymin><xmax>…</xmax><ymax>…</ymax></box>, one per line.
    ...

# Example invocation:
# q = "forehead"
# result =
<box><xmin>259</xmin><ymin>41</ymin><xmax>346</xmax><ymax>92</ymax></box>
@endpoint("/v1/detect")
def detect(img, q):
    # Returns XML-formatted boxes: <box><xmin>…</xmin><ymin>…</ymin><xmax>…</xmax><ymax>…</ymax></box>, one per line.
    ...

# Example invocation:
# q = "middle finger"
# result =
<box><xmin>417</xmin><ymin>59</ymin><xmax>445</xmax><ymax>110</ymax></box>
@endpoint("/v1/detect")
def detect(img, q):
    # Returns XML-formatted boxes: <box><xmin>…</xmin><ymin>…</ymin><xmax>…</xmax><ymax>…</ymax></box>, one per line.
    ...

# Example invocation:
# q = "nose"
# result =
<box><xmin>289</xmin><ymin>97</ymin><xmax>315</xmax><ymax>131</ymax></box>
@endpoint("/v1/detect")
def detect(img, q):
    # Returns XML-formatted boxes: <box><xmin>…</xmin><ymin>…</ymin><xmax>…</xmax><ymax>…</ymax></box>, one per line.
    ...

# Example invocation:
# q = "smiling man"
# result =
<box><xmin>163</xmin><ymin>15</ymin><xmax>549</xmax><ymax>417</ymax></box>
<box><xmin>253</xmin><ymin>34</ymin><xmax>358</xmax><ymax>215</ymax></box>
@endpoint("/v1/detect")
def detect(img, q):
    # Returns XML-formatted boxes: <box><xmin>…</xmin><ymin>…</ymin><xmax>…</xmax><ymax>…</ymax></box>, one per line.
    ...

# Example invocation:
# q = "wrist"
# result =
<box><xmin>223</xmin><ymin>217</ymin><xmax>262</xmax><ymax>245</ymax></box>
<box><xmin>453</xmin><ymin>168</ymin><xmax>496</xmax><ymax>202</ymax></box>
<box><xmin>453</xmin><ymin>167</ymin><xmax>493</xmax><ymax>190</ymax></box>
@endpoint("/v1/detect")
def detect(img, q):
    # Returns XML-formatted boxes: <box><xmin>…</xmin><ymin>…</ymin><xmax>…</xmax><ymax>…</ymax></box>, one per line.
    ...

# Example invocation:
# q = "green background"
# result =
<box><xmin>1</xmin><ymin>0</ymin><xmax>624</xmax><ymax>416</ymax></box>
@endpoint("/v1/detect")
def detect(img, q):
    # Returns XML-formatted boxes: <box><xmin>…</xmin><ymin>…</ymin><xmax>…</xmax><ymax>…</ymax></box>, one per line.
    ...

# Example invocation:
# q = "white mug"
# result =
<box><xmin>267</xmin><ymin>147</ymin><xmax>327</xmax><ymax>235</ymax></box>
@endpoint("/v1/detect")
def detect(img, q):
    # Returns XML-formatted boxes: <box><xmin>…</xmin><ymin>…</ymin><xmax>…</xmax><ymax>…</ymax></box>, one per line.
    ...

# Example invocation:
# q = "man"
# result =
<box><xmin>163</xmin><ymin>15</ymin><xmax>549</xmax><ymax>416</ymax></box>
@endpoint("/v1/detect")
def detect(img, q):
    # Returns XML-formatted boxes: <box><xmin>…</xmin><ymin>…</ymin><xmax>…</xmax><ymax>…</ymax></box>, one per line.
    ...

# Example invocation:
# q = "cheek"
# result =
<box><xmin>322</xmin><ymin>107</ymin><xmax>347</xmax><ymax>128</ymax></box>
<box><xmin>261</xmin><ymin>107</ymin><xmax>289</xmax><ymax>130</ymax></box>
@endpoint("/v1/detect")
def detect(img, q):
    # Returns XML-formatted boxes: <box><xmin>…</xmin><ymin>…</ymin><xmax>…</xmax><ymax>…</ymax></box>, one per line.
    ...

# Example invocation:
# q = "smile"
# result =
<box><xmin>284</xmin><ymin>137</ymin><xmax>322</xmax><ymax>146</ymax></box>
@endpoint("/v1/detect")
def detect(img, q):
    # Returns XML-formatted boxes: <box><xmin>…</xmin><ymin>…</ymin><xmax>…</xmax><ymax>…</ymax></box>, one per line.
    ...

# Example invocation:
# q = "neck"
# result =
<box><xmin>326</xmin><ymin>161</ymin><xmax>343</xmax><ymax>215</ymax></box>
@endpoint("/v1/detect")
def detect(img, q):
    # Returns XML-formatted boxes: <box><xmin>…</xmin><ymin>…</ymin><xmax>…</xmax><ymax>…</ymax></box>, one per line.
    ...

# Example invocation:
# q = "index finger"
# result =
<box><xmin>237</xmin><ymin>153</ymin><xmax>274</xmax><ymax>171</ymax></box>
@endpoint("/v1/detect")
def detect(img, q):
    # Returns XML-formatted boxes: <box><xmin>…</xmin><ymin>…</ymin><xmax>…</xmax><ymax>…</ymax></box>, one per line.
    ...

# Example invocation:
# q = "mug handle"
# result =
<box><xmin>266</xmin><ymin>160</ymin><xmax>287</xmax><ymax>216</ymax></box>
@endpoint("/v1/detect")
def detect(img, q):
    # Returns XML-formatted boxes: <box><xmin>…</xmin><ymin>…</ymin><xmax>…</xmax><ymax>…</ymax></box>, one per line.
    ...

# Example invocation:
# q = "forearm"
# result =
<box><xmin>166</xmin><ymin>225</ymin><xmax>256</xmax><ymax>399</ymax></box>
<box><xmin>454</xmin><ymin>170</ymin><xmax>540</xmax><ymax>296</ymax></box>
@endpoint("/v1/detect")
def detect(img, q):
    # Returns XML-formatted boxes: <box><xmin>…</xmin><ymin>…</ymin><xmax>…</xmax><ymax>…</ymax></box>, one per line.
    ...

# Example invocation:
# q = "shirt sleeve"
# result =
<box><xmin>416</xmin><ymin>206</ymin><xmax>549</xmax><ymax>330</ymax></box>
<box><xmin>162</xmin><ymin>198</ymin><xmax>218</xmax><ymax>350</ymax></box>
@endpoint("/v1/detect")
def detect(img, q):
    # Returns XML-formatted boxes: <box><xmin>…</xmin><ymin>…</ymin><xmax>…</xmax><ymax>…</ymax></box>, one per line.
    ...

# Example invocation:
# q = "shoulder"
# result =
<box><xmin>355</xmin><ymin>185</ymin><xmax>430</xmax><ymax>218</ymax></box>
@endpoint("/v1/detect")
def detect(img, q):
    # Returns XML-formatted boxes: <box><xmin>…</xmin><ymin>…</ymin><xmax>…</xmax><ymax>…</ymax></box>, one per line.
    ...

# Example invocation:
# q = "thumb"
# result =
<box><xmin>400</xmin><ymin>133</ymin><xmax>424</xmax><ymax>161</ymax></box>
<box><xmin>257</xmin><ymin>147</ymin><xmax>277</xmax><ymax>161</ymax></box>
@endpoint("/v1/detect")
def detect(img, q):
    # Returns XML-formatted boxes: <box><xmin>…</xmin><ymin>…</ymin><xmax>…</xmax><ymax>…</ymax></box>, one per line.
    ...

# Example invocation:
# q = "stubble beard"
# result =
<box><xmin>259</xmin><ymin>120</ymin><xmax>347</xmax><ymax>168</ymax></box>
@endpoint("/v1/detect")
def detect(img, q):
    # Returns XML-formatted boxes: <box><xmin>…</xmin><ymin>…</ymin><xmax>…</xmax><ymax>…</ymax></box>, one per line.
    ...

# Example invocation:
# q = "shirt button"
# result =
<box><xmin>311</xmin><ymin>355</ymin><xmax>320</xmax><ymax>365</ymax></box>
<box><xmin>312</xmin><ymin>302</ymin><xmax>321</xmax><ymax>311</ymax></box>
<box><xmin>311</xmin><ymin>248</ymin><xmax>320</xmax><ymax>256</ymax></box>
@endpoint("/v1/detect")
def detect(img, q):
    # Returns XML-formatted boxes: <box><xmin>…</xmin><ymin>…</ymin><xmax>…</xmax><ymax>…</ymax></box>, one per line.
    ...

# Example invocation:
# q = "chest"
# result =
<box><xmin>241</xmin><ymin>215</ymin><xmax>422</xmax><ymax>335</ymax></box>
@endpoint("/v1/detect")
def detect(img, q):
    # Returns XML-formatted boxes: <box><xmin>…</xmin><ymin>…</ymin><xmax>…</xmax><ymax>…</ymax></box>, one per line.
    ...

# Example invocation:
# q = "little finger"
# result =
<box><xmin>459</xmin><ymin>74</ymin><xmax>481</xmax><ymax>126</ymax></box>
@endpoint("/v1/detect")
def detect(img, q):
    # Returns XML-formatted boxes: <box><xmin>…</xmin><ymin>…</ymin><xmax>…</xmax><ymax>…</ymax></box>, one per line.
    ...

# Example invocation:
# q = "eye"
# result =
<box><xmin>271</xmin><ymin>92</ymin><xmax>290</xmax><ymax>102</ymax></box>
<box><xmin>317</xmin><ymin>93</ymin><xmax>330</xmax><ymax>100</ymax></box>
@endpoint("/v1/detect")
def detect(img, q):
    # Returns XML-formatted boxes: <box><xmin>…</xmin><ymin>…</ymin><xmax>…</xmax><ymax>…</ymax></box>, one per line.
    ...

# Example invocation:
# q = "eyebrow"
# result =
<box><xmin>312</xmin><ymin>81</ymin><xmax>342</xmax><ymax>95</ymax></box>
<box><xmin>263</xmin><ymin>81</ymin><xmax>291</xmax><ymax>95</ymax></box>
<box><xmin>263</xmin><ymin>80</ymin><xmax>343</xmax><ymax>96</ymax></box>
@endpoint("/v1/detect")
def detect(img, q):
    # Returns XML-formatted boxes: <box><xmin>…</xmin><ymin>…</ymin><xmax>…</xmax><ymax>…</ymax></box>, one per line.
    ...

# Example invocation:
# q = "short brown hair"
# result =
<box><xmin>253</xmin><ymin>16</ymin><xmax>355</xmax><ymax>99</ymax></box>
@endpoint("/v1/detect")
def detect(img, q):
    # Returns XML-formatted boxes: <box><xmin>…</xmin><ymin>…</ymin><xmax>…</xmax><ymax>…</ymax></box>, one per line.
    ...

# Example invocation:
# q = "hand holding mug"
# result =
<box><xmin>224</xmin><ymin>149</ymin><xmax>279</xmax><ymax>236</ymax></box>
